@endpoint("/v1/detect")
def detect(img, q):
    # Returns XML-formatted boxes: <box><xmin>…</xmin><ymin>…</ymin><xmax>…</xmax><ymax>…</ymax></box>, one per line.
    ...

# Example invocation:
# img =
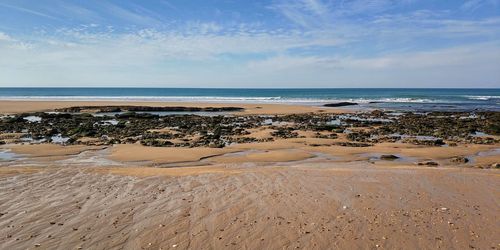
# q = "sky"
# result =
<box><xmin>0</xmin><ymin>0</ymin><xmax>499</xmax><ymax>88</ymax></box>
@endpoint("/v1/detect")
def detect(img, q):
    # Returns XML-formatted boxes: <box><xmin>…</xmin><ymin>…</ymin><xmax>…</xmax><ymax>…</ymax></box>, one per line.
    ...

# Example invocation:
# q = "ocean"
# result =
<box><xmin>0</xmin><ymin>88</ymin><xmax>499</xmax><ymax>111</ymax></box>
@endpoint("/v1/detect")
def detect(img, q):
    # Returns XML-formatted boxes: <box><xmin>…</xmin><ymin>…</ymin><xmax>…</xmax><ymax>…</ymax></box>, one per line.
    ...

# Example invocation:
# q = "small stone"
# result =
<box><xmin>451</xmin><ymin>156</ymin><xmax>469</xmax><ymax>164</ymax></box>
<box><xmin>380</xmin><ymin>155</ymin><xmax>399</xmax><ymax>160</ymax></box>
<box><xmin>34</xmin><ymin>244</ymin><xmax>41</xmax><ymax>247</ymax></box>
<box><xmin>172</xmin><ymin>244</ymin><xmax>178</xmax><ymax>248</ymax></box>
<box><xmin>418</xmin><ymin>161</ymin><xmax>439</xmax><ymax>167</ymax></box>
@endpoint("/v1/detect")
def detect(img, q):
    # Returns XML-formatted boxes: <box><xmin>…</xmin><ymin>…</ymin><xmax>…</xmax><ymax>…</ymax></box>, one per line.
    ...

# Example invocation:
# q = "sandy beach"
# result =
<box><xmin>0</xmin><ymin>101</ymin><xmax>499</xmax><ymax>249</ymax></box>
<box><xmin>3</xmin><ymin>0</ymin><xmax>500</xmax><ymax>248</ymax></box>
<box><xmin>0</xmin><ymin>100</ymin><xmax>348</xmax><ymax>115</ymax></box>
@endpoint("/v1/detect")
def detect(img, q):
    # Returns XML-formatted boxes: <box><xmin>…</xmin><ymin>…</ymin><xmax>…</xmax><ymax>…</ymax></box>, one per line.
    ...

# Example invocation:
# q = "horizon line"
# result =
<box><xmin>1</xmin><ymin>87</ymin><xmax>499</xmax><ymax>90</ymax></box>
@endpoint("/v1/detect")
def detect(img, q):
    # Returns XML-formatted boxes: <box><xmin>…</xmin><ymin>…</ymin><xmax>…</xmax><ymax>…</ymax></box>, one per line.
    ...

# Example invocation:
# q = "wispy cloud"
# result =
<box><xmin>269</xmin><ymin>0</ymin><xmax>415</xmax><ymax>28</ymax></box>
<box><xmin>243</xmin><ymin>42</ymin><xmax>500</xmax><ymax>87</ymax></box>
<box><xmin>0</xmin><ymin>2</ymin><xmax>59</xmax><ymax>20</ymax></box>
<box><xmin>461</xmin><ymin>0</ymin><xmax>500</xmax><ymax>12</ymax></box>
<box><xmin>1</xmin><ymin>21</ymin><xmax>498</xmax><ymax>87</ymax></box>
<box><xmin>97</xmin><ymin>2</ymin><xmax>165</xmax><ymax>26</ymax></box>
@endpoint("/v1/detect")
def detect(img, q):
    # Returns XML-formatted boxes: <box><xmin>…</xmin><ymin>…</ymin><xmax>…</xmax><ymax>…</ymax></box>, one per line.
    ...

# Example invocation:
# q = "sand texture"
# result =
<box><xmin>0</xmin><ymin>101</ymin><xmax>499</xmax><ymax>249</ymax></box>
<box><xmin>0</xmin><ymin>164</ymin><xmax>499</xmax><ymax>250</ymax></box>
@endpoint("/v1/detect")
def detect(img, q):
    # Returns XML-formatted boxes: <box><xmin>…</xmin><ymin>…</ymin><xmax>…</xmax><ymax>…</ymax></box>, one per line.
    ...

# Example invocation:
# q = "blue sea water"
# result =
<box><xmin>0</xmin><ymin>88</ymin><xmax>499</xmax><ymax>111</ymax></box>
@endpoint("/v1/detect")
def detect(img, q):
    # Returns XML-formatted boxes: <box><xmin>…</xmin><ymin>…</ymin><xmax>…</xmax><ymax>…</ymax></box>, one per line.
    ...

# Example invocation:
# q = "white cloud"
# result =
<box><xmin>341</xmin><ymin>42</ymin><xmax>500</xmax><ymax>69</ymax></box>
<box><xmin>247</xmin><ymin>55</ymin><xmax>339</xmax><ymax>72</ymax></box>
<box><xmin>0</xmin><ymin>25</ymin><xmax>347</xmax><ymax>67</ymax></box>
<box><xmin>241</xmin><ymin>42</ymin><xmax>500</xmax><ymax>87</ymax></box>
<box><xmin>247</xmin><ymin>42</ymin><xmax>500</xmax><ymax>71</ymax></box>
<box><xmin>0</xmin><ymin>32</ymin><xmax>13</xmax><ymax>41</ymax></box>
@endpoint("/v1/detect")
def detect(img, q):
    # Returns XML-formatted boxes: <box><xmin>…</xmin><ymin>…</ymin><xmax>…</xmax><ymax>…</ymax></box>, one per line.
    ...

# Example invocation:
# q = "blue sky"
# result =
<box><xmin>0</xmin><ymin>0</ymin><xmax>499</xmax><ymax>87</ymax></box>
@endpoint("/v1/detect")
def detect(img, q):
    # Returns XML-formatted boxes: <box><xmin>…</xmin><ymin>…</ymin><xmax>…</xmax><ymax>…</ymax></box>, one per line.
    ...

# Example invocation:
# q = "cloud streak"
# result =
<box><xmin>0</xmin><ymin>2</ymin><xmax>59</xmax><ymax>20</ymax></box>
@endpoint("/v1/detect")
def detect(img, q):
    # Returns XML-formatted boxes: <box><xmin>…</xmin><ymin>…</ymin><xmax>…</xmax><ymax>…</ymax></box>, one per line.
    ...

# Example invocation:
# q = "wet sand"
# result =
<box><xmin>0</xmin><ymin>163</ymin><xmax>498</xmax><ymax>249</ymax></box>
<box><xmin>0</xmin><ymin>101</ymin><xmax>499</xmax><ymax>249</ymax></box>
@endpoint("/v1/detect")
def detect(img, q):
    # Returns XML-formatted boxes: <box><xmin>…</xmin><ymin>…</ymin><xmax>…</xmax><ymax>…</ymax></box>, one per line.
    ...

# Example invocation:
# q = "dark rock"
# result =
<box><xmin>208</xmin><ymin>142</ymin><xmax>225</xmax><ymax>148</ymax></box>
<box><xmin>315</xmin><ymin>133</ymin><xmax>338</xmax><ymax>139</ymax></box>
<box><xmin>451</xmin><ymin>156</ymin><xmax>469</xmax><ymax>164</ymax></box>
<box><xmin>370</xmin><ymin>110</ymin><xmax>385</xmax><ymax>117</ymax></box>
<box><xmin>402</xmin><ymin>138</ymin><xmax>445</xmax><ymax>146</ymax></box>
<box><xmin>271</xmin><ymin>128</ymin><xmax>299</xmax><ymax>139</ymax></box>
<box><xmin>55</xmin><ymin>105</ymin><xmax>244</xmax><ymax>113</ymax></box>
<box><xmin>2</xmin><ymin>109</ymin><xmax>498</xmax><ymax>151</ymax></box>
<box><xmin>323</xmin><ymin>102</ymin><xmax>358</xmax><ymax>107</ymax></box>
<box><xmin>418</xmin><ymin>161</ymin><xmax>439</xmax><ymax>167</ymax></box>
<box><xmin>313</xmin><ymin>125</ymin><xmax>341</xmax><ymax>132</ymax></box>
<box><xmin>116</xmin><ymin>112</ymin><xmax>158</xmax><ymax>119</ymax></box>
<box><xmin>141</xmin><ymin>139</ymin><xmax>174</xmax><ymax>147</ymax></box>
<box><xmin>334</xmin><ymin>142</ymin><xmax>372</xmax><ymax>147</ymax></box>
<box><xmin>380</xmin><ymin>154</ymin><xmax>399</xmax><ymax>160</ymax></box>
<box><xmin>347</xmin><ymin>132</ymin><xmax>373</xmax><ymax>142</ymax></box>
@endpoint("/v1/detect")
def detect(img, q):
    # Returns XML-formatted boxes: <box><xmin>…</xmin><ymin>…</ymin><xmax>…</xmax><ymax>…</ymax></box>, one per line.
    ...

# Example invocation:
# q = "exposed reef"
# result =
<box><xmin>0</xmin><ymin>107</ymin><xmax>498</xmax><ymax>148</ymax></box>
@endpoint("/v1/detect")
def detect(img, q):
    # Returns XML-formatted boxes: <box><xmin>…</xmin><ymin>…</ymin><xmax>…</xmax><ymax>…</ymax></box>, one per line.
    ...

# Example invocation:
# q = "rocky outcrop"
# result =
<box><xmin>55</xmin><ymin>106</ymin><xmax>244</xmax><ymax>113</ymax></box>
<box><xmin>323</xmin><ymin>102</ymin><xmax>358</xmax><ymax>107</ymax></box>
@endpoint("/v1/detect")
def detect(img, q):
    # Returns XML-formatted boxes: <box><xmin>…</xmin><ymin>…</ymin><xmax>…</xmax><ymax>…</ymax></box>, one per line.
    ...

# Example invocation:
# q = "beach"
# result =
<box><xmin>0</xmin><ymin>100</ymin><xmax>343</xmax><ymax>115</ymax></box>
<box><xmin>3</xmin><ymin>0</ymin><xmax>500</xmax><ymax>247</ymax></box>
<box><xmin>0</xmin><ymin>100</ymin><xmax>499</xmax><ymax>249</ymax></box>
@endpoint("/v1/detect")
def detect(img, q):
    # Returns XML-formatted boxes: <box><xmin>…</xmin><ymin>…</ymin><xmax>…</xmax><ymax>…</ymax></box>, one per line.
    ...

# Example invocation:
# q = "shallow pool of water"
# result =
<box><xmin>0</xmin><ymin>150</ymin><xmax>20</xmax><ymax>161</ymax></box>
<box><xmin>358</xmin><ymin>153</ymin><xmax>418</xmax><ymax>163</ymax></box>
<box><xmin>51</xmin><ymin>134</ymin><xmax>70</xmax><ymax>144</ymax></box>
<box><xmin>23</xmin><ymin>116</ymin><xmax>42</xmax><ymax>123</ymax></box>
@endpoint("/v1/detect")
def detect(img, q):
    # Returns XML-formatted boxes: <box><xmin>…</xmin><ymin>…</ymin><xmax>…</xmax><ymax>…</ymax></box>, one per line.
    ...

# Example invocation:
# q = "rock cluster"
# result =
<box><xmin>55</xmin><ymin>105</ymin><xmax>244</xmax><ymax>113</ymax></box>
<box><xmin>0</xmin><ymin>107</ymin><xmax>498</xmax><ymax>149</ymax></box>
